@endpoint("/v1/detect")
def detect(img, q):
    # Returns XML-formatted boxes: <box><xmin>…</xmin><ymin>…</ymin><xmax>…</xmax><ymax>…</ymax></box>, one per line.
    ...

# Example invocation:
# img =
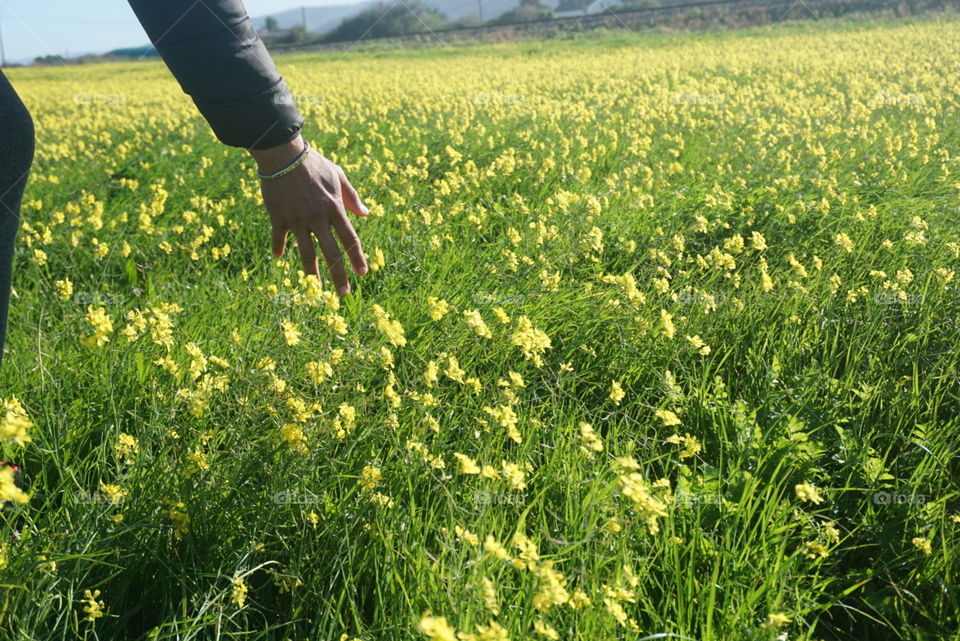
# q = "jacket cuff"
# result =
<box><xmin>191</xmin><ymin>77</ymin><xmax>304</xmax><ymax>150</ymax></box>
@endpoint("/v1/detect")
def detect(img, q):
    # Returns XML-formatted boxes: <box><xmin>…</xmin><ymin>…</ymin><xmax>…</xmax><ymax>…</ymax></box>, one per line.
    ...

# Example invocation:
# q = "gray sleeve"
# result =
<box><xmin>126</xmin><ymin>0</ymin><xmax>304</xmax><ymax>149</ymax></box>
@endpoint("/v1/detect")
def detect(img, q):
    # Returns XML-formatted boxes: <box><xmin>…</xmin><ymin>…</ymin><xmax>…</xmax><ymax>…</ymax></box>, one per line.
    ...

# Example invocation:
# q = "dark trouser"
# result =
<box><xmin>0</xmin><ymin>71</ymin><xmax>35</xmax><ymax>372</ymax></box>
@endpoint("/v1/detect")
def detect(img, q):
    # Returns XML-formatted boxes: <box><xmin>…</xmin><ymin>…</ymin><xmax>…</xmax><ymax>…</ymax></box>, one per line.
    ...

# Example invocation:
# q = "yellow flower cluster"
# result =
<box><xmin>617</xmin><ymin>470</ymin><xmax>670</xmax><ymax>535</ymax></box>
<box><xmin>510</xmin><ymin>316</ymin><xmax>551</xmax><ymax>366</ymax></box>
<box><xmin>82</xmin><ymin>589</ymin><xmax>105</xmax><ymax>623</ymax></box>
<box><xmin>372</xmin><ymin>304</ymin><xmax>407</xmax><ymax>347</ymax></box>
<box><xmin>80</xmin><ymin>305</ymin><xmax>113</xmax><ymax>347</ymax></box>
<box><xmin>1</xmin><ymin>397</ymin><xmax>32</xmax><ymax>447</ymax></box>
<box><xmin>795</xmin><ymin>482</ymin><xmax>825</xmax><ymax>505</ymax></box>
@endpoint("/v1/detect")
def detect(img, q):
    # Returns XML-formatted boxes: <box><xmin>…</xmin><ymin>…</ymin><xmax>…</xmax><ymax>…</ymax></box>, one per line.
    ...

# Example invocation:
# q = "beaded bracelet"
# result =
<box><xmin>257</xmin><ymin>141</ymin><xmax>311</xmax><ymax>180</ymax></box>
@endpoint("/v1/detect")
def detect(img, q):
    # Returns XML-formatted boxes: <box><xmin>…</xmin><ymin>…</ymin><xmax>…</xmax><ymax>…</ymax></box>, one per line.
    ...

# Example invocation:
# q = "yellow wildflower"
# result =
<box><xmin>665</xmin><ymin>433</ymin><xmax>702</xmax><ymax>459</ymax></box>
<box><xmin>511</xmin><ymin>316</ymin><xmax>551</xmax><ymax>366</ymax></box>
<box><xmin>1</xmin><ymin>397</ymin><xmax>32</xmax><ymax>446</ymax></box>
<box><xmin>55</xmin><ymin>278</ymin><xmax>74</xmax><ymax>301</ymax></box>
<box><xmin>464</xmin><ymin>309</ymin><xmax>493</xmax><ymax>338</ymax></box>
<box><xmin>655</xmin><ymin>409</ymin><xmax>682</xmax><ymax>426</ymax></box>
<box><xmin>454</xmin><ymin>453</ymin><xmax>481</xmax><ymax>474</ymax></box>
<box><xmin>282</xmin><ymin>320</ymin><xmax>301</xmax><ymax>346</ymax></box>
<box><xmin>912</xmin><ymin>536</ymin><xmax>932</xmax><ymax>555</ymax></box>
<box><xmin>417</xmin><ymin>613</ymin><xmax>457</xmax><ymax>641</ymax></box>
<box><xmin>80</xmin><ymin>305</ymin><xmax>113</xmax><ymax>347</ymax></box>
<box><xmin>610</xmin><ymin>380</ymin><xmax>625</xmax><ymax>404</ymax></box>
<box><xmin>795</xmin><ymin>482</ymin><xmax>825</xmax><ymax>505</ymax></box>
<box><xmin>82</xmin><ymin>589</ymin><xmax>105</xmax><ymax>623</ymax></box>
<box><xmin>231</xmin><ymin>576</ymin><xmax>248</xmax><ymax>608</ymax></box>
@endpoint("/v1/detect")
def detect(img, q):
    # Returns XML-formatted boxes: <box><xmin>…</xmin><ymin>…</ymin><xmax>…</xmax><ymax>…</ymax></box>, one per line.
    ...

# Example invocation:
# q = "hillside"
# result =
<box><xmin>252</xmin><ymin>0</ymin><xmax>569</xmax><ymax>34</ymax></box>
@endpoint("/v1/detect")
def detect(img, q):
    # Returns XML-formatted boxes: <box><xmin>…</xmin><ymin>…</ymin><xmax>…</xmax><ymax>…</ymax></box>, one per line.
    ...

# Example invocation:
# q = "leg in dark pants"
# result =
<box><xmin>0</xmin><ymin>71</ymin><xmax>36</xmax><ymax>372</ymax></box>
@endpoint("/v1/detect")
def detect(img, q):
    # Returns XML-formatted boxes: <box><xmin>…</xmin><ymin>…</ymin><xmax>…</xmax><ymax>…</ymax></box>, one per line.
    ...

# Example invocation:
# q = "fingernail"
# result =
<box><xmin>358</xmin><ymin>265</ymin><xmax>368</xmax><ymax>275</ymax></box>
<box><xmin>361</xmin><ymin>204</ymin><xmax>370</xmax><ymax>216</ymax></box>
<box><xmin>339</xmin><ymin>285</ymin><xmax>350</xmax><ymax>296</ymax></box>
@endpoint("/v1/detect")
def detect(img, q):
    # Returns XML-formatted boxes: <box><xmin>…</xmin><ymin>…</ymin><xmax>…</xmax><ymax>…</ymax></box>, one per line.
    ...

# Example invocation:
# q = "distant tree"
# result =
<box><xmin>279</xmin><ymin>24</ymin><xmax>312</xmax><ymax>44</ymax></box>
<box><xmin>265</xmin><ymin>16</ymin><xmax>279</xmax><ymax>31</ymax></box>
<box><xmin>491</xmin><ymin>0</ymin><xmax>554</xmax><ymax>24</ymax></box>
<box><xmin>445</xmin><ymin>14</ymin><xmax>482</xmax><ymax>29</ymax></box>
<box><xmin>322</xmin><ymin>1</ymin><xmax>445</xmax><ymax>42</ymax></box>
<box><xmin>33</xmin><ymin>55</ymin><xmax>66</xmax><ymax>65</ymax></box>
<box><xmin>108</xmin><ymin>45</ymin><xmax>159</xmax><ymax>58</ymax></box>
<box><xmin>611</xmin><ymin>0</ymin><xmax>659</xmax><ymax>10</ymax></box>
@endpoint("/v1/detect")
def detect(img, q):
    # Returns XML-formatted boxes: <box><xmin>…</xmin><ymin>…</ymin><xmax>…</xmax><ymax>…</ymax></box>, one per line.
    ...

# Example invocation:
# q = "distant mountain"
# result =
<box><xmin>251</xmin><ymin>5</ymin><xmax>379</xmax><ymax>36</ymax></box>
<box><xmin>253</xmin><ymin>0</ymin><xmax>569</xmax><ymax>37</ymax></box>
<box><xmin>110</xmin><ymin>0</ymin><xmax>574</xmax><ymax>61</ymax></box>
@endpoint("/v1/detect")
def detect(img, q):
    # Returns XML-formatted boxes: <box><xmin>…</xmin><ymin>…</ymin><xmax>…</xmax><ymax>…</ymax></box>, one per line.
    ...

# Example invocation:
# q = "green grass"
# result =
<box><xmin>1</xmin><ymin>11</ymin><xmax>959</xmax><ymax>641</ymax></box>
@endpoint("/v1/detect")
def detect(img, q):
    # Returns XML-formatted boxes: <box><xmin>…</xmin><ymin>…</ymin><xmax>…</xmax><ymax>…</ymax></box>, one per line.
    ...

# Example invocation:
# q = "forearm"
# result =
<box><xmin>126</xmin><ymin>0</ymin><xmax>303</xmax><ymax>150</ymax></box>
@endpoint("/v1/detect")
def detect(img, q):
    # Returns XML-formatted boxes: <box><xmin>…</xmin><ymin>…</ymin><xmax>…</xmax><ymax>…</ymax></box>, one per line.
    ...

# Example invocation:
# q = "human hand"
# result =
<box><xmin>249</xmin><ymin>135</ymin><xmax>368</xmax><ymax>296</ymax></box>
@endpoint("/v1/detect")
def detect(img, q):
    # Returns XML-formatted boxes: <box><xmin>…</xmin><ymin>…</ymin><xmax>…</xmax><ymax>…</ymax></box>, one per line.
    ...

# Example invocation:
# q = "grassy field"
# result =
<box><xmin>1</xmin><ymin>14</ymin><xmax>959</xmax><ymax>641</ymax></box>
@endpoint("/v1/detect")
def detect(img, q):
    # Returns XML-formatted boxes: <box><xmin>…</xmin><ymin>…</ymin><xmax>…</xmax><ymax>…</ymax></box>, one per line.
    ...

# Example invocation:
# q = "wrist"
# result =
<box><xmin>248</xmin><ymin>134</ymin><xmax>306</xmax><ymax>176</ymax></box>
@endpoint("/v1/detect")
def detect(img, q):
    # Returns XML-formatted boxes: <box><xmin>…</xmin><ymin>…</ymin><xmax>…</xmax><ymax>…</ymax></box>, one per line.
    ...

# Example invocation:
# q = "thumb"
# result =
<box><xmin>338</xmin><ymin>167</ymin><xmax>369</xmax><ymax>217</ymax></box>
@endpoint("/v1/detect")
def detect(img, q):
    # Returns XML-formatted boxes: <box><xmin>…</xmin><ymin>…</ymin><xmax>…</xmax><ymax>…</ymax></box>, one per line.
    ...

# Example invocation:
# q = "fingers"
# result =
<box><xmin>337</xmin><ymin>166</ymin><xmax>369</xmax><ymax>217</ymax></box>
<box><xmin>293</xmin><ymin>230</ymin><xmax>320</xmax><ymax>278</ymax></box>
<box><xmin>331</xmin><ymin>211</ymin><xmax>368</xmax><ymax>276</ymax></box>
<box><xmin>313</xmin><ymin>226</ymin><xmax>351</xmax><ymax>296</ymax></box>
<box><xmin>267</xmin><ymin>155</ymin><xmax>369</xmax><ymax>295</ymax></box>
<box><xmin>271</xmin><ymin>225</ymin><xmax>288</xmax><ymax>258</ymax></box>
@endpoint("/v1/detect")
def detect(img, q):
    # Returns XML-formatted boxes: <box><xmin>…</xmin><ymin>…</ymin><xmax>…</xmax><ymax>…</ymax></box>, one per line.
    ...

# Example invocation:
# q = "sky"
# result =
<box><xmin>0</xmin><ymin>0</ymin><xmax>358</xmax><ymax>64</ymax></box>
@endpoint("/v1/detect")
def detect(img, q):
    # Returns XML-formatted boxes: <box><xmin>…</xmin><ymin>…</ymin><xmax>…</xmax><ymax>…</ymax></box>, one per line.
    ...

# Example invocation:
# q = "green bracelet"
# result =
<box><xmin>257</xmin><ymin>141</ymin><xmax>311</xmax><ymax>180</ymax></box>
